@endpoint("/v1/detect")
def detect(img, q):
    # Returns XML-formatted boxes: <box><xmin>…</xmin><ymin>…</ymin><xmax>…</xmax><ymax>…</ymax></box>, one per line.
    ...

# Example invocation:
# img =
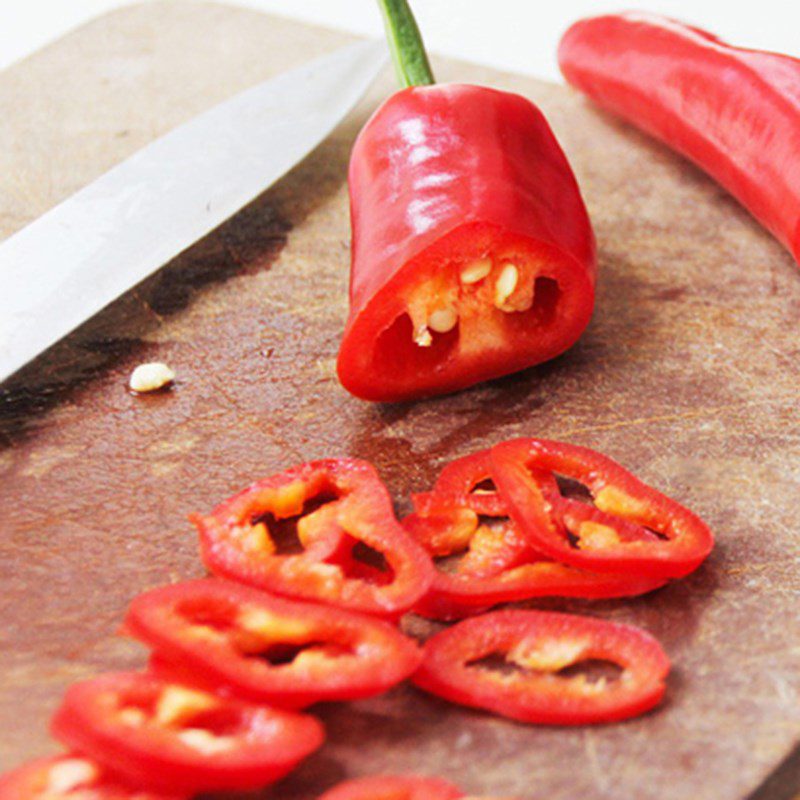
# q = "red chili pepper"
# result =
<box><xmin>490</xmin><ymin>438</ymin><xmax>713</xmax><ymax>579</ymax></box>
<box><xmin>0</xmin><ymin>755</ymin><xmax>186</xmax><ymax>800</ymax></box>
<box><xmin>49</xmin><ymin>672</ymin><xmax>324</xmax><ymax>793</ymax></box>
<box><xmin>192</xmin><ymin>459</ymin><xmax>433</xmax><ymax>617</ymax></box>
<box><xmin>404</xmin><ymin>450</ymin><xmax>665</xmax><ymax>619</ymax></box>
<box><xmin>124</xmin><ymin>578</ymin><xmax>422</xmax><ymax>707</ymax></box>
<box><xmin>316</xmin><ymin>775</ymin><xmax>463</xmax><ymax>800</ymax></box>
<box><xmin>336</xmin><ymin>1</ymin><xmax>595</xmax><ymax>401</ymax></box>
<box><xmin>558</xmin><ymin>12</ymin><xmax>800</xmax><ymax>264</ymax></box>
<box><xmin>413</xmin><ymin>610</ymin><xmax>669</xmax><ymax>724</ymax></box>
<box><xmin>411</xmin><ymin>449</ymin><xmax>507</xmax><ymax>519</ymax></box>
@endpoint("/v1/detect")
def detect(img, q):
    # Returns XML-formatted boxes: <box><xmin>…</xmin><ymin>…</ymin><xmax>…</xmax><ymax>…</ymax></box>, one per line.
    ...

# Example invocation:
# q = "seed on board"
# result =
<box><xmin>428</xmin><ymin>306</ymin><xmax>458</xmax><ymax>333</ymax></box>
<box><xmin>460</xmin><ymin>258</ymin><xmax>492</xmax><ymax>284</ymax></box>
<box><xmin>129</xmin><ymin>362</ymin><xmax>175</xmax><ymax>393</ymax></box>
<box><xmin>494</xmin><ymin>264</ymin><xmax>519</xmax><ymax>309</ymax></box>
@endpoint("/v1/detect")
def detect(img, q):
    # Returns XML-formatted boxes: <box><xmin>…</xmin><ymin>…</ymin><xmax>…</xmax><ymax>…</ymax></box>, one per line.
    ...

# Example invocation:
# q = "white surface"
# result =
<box><xmin>2</xmin><ymin>0</ymin><xmax>800</xmax><ymax>82</ymax></box>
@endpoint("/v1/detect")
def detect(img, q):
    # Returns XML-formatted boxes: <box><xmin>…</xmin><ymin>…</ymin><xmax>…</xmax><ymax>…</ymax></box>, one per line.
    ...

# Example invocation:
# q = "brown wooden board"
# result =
<box><xmin>1</xmin><ymin>4</ymin><xmax>799</xmax><ymax>798</ymax></box>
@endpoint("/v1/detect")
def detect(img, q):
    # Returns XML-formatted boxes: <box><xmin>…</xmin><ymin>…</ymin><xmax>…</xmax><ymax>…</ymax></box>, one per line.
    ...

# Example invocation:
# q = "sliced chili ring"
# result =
<box><xmin>490</xmin><ymin>438</ymin><xmax>714</xmax><ymax>578</ymax></box>
<box><xmin>49</xmin><ymin>672</ymin><xmax>324</xmax><ymax>793</ymax></box>
<box><xmin>0</xmin><ymin>755</ymin><xmax>186</xmax><ymax>800</ymax></box>
<box><xmin>406</xmin><ymin>510</ymin><xmax>663</xmax><ymax>620</ymax></box>
<box><xmin>404</xmin><ymin>457</ymin><xmax>665</xmax><ymax>620</ymax></box>
<box><xmin>413</xmin><ymin>610</ymin><xmax>669</xmax><ymax>724</ymax></box>
<box><xmin>412</xmin><ymin>450</ymin><xmax>506</xmax><ymax>518</ymax></box>
<box><xmin>192</xmin><ymin>459</ymin><xmax>434</xmax><ymax>617</ymax></box>
<box><xmin>124</xmin><ymin>578</ymin><xmax>423</xmax><ymax>707</ymax></box>
<box><xmin>316</xmin><ymin>775</ymin><xmax>464</xmax><ymax>800</ymax></box>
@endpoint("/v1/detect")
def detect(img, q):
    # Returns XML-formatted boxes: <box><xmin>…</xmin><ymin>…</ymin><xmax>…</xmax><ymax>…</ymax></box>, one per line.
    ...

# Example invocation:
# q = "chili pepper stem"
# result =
<box><xmin>377</xmin><ymin>0</ymin><xmax>435</xmax><ymax>87</ymax></box>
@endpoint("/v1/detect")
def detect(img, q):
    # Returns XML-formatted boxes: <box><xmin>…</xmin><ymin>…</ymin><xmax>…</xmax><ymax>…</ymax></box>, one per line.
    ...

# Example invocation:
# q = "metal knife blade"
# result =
<box><xmin>0</xmin><ymin>40</ymin><xmax>386</xmax><ymax>383</ymax></box>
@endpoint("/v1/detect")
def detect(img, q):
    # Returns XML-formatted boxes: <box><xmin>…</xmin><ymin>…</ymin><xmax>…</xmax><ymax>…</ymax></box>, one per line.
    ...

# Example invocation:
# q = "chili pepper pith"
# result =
<box><xmin>558</xmin><ymin>12</ymin><xmax>800</xmax><ymax>264</ymax></box>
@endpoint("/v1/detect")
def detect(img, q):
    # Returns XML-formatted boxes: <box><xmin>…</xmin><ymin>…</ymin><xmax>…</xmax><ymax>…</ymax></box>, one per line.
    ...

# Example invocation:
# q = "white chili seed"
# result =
<box><xmin>129</xmin><ymin>362</ymin><xmax>175</xmax><ymax>393</ymax></box>
<box><xmin>427</xmin><ymin>306</ymin><xmax>458</xmax><ymax>333</ymax></box>
<box><xmin>494</xmin><ymin>264</ymin><xmax>519</xmax><ymax>309</ymax></box>
<box><xmin>460</xmin><ymin>258</ymin><xmax>492</xmax><ymax>284</ymax></box>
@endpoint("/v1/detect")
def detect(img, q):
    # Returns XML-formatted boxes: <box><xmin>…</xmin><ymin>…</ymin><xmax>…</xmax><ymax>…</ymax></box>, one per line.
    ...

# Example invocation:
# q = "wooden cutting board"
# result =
<box><xmin>1</xmin><ymin>4</ymin><xmax>799</xmax><ymax>798</ymax></box>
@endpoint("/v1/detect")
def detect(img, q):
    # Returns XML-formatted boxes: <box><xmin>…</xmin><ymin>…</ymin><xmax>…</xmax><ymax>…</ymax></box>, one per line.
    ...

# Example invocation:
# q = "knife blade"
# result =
<box><xmin>0</xmin><ymin>39</ymin><xmax>386</xmax><ymax>384</ymax></box>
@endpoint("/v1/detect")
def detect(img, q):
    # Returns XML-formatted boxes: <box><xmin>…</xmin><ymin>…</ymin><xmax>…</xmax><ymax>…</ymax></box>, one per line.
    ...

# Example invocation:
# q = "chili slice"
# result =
<box><xmin>490</xmin><ymin>438</ymin><xmax>713</xmax><ymax>579</ymax></box>
<box><xmin>124</xmin><ymin>578</ymin><xmax>422</xmax><ymax>707</ymax></box>
<box><xmin>49</xmin><ymin>672</ymin><xmax>324</xmax><ymax>793</ymax></box>
<box><xmin>404</xmin><ymin>451</ymin><xmax>665</xmax><ymax>619</ymax></box>
<box><xmin>0</xmin><ymin>755</ymin><xmax>185</xmax><ymax>800</ymax></box>
<box><xmin>316</xmin><ymin>775</ymin><xmax>463</xmax><ymax>800</ymax></box>
<box><xmin>192</xmin><ymin>459</ymin><xmax>433</xmax><ymax>617</ymax></box>
<box><xmin>413</xmin><ymin>610</ymin><xmax>669</xmax><ymax>724</ymax></box>
<box><xmin>411</xmin><ymin>449</ymin><xmax>507</xmax><ymax>519</ymax></box>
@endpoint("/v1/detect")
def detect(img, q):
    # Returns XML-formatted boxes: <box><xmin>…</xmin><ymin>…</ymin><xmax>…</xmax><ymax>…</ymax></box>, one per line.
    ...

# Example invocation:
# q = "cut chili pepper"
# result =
<box><xmin>404</xmin><ymin>451</ymin><xmax>666</xmax><ymax>619</ymax></box>
<box><xmin>49</xmin><ymin>672</ymin><xmax>324</xmax><ymax>793</ymax></box>
<box><xmin>0</xmin><ymin>755</ymin><xmax>186</xmax><ymax>800</ymax></box>
<box><xmin>336</xmin><ymin>2</ymin><xmax>595</xmax><ymax>401</ymax></box>
<box><xmin>124</xmin><ymin>578</ymin><xmax>422</xmax><ymax>707</ymax></box>
<box><xmin>558</xmin><ymin>12</ymin><xmax>800</xmax><ymax>264</ymax></box>
<box><xmin>411</xmin><ymin>449</ymin><xmax>506</xmax><ymax>519</ymax></box>
<box><xmin>192</xmin><ymin>459</ymin><xmax>433</xmax><ymax>617</ymax></box>
<box><xmin>413</xmin><ymin>610</ymin><xmax>669</xmax><ymax>724</ymax></box>
<box><xmin>316</xmin><ymin>774</ymin><xmax>464</xmax><ymax>800</ymax></box>
<box><xmin>490</xmin><ymin>438</ymin><xmax>713</xmax><ymax>579</ymax></box>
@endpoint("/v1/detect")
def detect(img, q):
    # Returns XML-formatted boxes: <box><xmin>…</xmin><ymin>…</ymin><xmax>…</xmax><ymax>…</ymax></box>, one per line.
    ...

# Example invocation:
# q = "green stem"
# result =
<box><xmin>377</xmin><ymin>0</ymin><xmax>436</xmax><ymax>87</ymax></box>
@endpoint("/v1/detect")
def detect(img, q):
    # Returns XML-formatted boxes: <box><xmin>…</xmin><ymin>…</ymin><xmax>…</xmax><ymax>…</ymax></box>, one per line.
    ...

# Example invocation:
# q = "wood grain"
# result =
<box><xmin>1</xmin><ymin>3</ymin><xmax>799</xmax><ymax>798</ymax></box>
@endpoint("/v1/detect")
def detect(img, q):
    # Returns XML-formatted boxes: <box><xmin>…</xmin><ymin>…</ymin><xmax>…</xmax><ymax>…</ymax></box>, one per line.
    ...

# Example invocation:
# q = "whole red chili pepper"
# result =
<box><xmin>558</xmin><ymin>12</ymin><xmax>800</xmax><ymax>264</ymax></box>
<box><xmin>337</xmin><ymin>0</ymin><xmax>595</xmax><ymax>401</ymax></box>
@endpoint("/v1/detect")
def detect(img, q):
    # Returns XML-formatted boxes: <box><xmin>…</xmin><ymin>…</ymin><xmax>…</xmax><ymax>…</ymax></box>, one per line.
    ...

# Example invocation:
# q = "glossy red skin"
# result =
<box><xmin>49</xmin><ymin>672</ymin><xmax>324</xmax><ymax>793</ymax></box>
<box><xmin>559</xmin><ymin>12</ymin><xmax>800</xmax><ymax>263</ymax></box>
<box><xmin>192</xmin><ymin>459</ymin><xmax>433</xmax><ymax>617</ymax></box>
<box><xmin>316</xmin><ymin>775</ymin><xmax>463</xmax><ymax>800</ymax></box>
<box><xmin>411</xmin><ymin>449</ymin><xmax>506</xmax><ymax>518</ymax></box>
<box><xmin>0</xmin><ymin>755</ymin><xmax>185</xmax><ymax>800</ymax></box>
<box><xmin>413</xmin><ymin>610</ymin><xmax>670</xmax><ymax>725</ymax></box>
<box><xmin>404</xmin><ymin>452</ymin><xmax>665</xmax><ymax>620</ymax></box>
<box><xmin>490</xmin><ymin>438</ymin><xmax>714</xmax><ymax>579</ymax></box>
<box><xmin>125</xmin><ymin>578</ymin><xmax>423</xmax><ymax>707</ymax></box>
<box><xmin>337</xmin><ymin>84</ymin><xmax>596</xmax><ymax>401</ymax></box>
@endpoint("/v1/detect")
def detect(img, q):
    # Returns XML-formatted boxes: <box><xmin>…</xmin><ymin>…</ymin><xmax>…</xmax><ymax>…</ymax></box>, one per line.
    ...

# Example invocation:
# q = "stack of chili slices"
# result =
<box><xmin>0</xmin><ymin>439</ymin><xmax>712</xmax><ymax>800</ymax></box>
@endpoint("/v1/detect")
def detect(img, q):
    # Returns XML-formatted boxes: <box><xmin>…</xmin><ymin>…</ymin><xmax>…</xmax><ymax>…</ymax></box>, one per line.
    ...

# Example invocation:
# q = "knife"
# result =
<box><xmin>0</xmin><ymin>40</ymin><xmax>387</xmax><ymax>384</ymax></box>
